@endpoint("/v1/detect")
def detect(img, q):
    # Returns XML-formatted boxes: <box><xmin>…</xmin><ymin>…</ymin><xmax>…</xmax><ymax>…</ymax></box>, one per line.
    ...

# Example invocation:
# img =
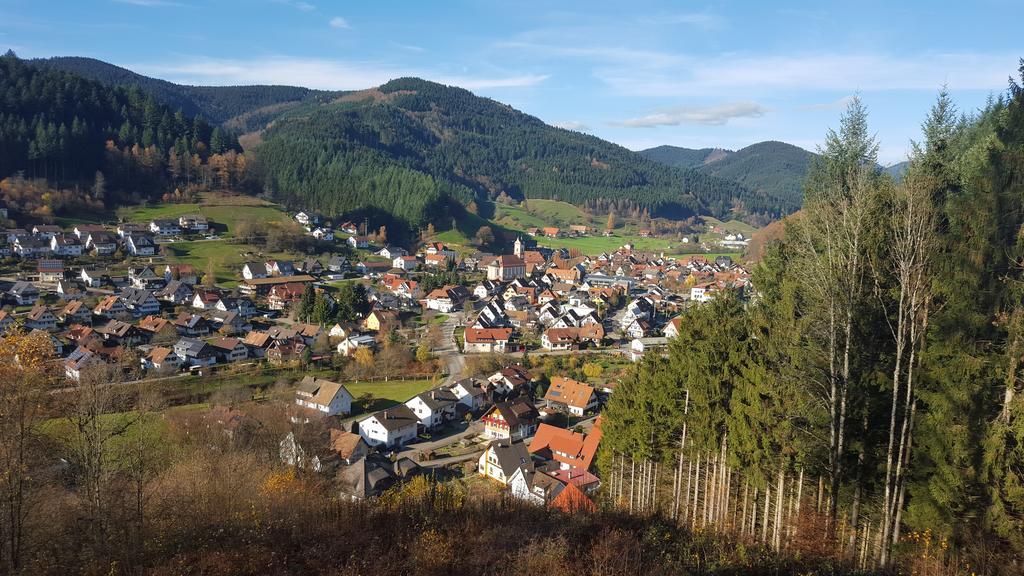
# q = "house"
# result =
<box><xmin>625</xmin><ymin>318</ymin><xmax>652</xmax><ymax>340</ymax></box>
<box><xmin>207</xmin><ymin>337</ymin><xmax>249</xmax><ymax>363</ymax></box>
<box><xmin>137</xmin><ymin>315</ymin><xmax>177</xmax><ymax>342</ymax></box>
<box><xmin>478</xmin><ymin>440</ymin><xmax>534</xmax><ymax>485</ymax></box>
<box><xmin>55</xmin><ymin>281</ymin><xmax>86</xmax><ymax>304</ymax></box>
<box><xmin>215</xmin><ymin>296</ymin><xmax>258</xmax><ymax>318</ymax></box>
<box><xmin>423</xmin><ymin>253</ymin><xmax>450</xmax><ymax>268</ymax></box>
<box><xmin>486</xmin><ymin>255</ymin><xmax>526</xmax><ymax>282</ymax></box>
<box><xmin>129</xmin><ymin>266</ymin><xmax>164</xmax><ymax>289</ymax></box>
<box><xmin>36</xmin><ymin>259</ymin><xmax>64</xmax><ymax>283</ymax></box>
<box><xmin>172</xmin><ymin>312</ymin><xmax>212</xmax><ymax>337</ymax></box>
<box><xmin>119</xmin><ymin>288</ymin><xmax>161</xmax><ymax>317</ymax></box>
<box><xmin>448</xmin><ymin>377</ymin><xmax>489</xmax><ymax>412</ymax></box>
<box><xmin>481</xmin><ymin>398</ymin><xmax>539</xmax><ymax>441</ymax></box>
<box><xmin>265</xmin><ymin>260</ymin><xmax>296</xmax><ymax>277</ymax></box>
<box><xmin>64</xmin><ymin>347</ymin><xmax>105</xmax><ymax>381</ymax></box>
<box><xmin>376</xmin><ymin>246</ymin><xmax>407</xmax><ymax>260</ymax></box>
<box><xmin>191</xmin><ymin>289</ymin><xmax>222</xmax><ymax>310</ymax></box>
<box><xmin>509</xmin><ymin>467</ymin><xmax>565</xmax><ymax>506</ymax></box>
<box><xmin>116</xmin><ymin>223</ymin><xmax>147</xmax><ymax>238</ymax></box>
<box><xmin>31</xmin><ymin>224</ymin><xmax>61</xmax><ymax>239</ymax></box>
<box><xmin>347</xmin><ymin>236</ymin><xmax>369</xmax><ymax>249</ymax></box>
<box><xmin>241</xmin><ymin>262</ymin><xmax>267</xmax><ymax>280</ymax></box>
<box><xmin>73</xmin><ymin>224</ymin><xmax>104</xmax><ymax>240</ymax></box>
<box><xmin>548</xmin><ymin>478</ymin><xmax>598</xmax><ymax>512</ymax></box>
<box><xmin>86</xmin><ymin>232</ymin><xmax>117</xmax><ymax>256</ymax></box>
<box><xmin>629</xmin><ymin>337</ymin><xmax>669</xmax><ymax>362</ymax></box>
<box><xmin>487</xmin><ymin>364</ymin><xmax>534</xmax><ymax>396</ymax></box>
<box><xmin>541</xmin><ymin>325</ymin><xmax>605</xmax><ymax>351</ymax></box>
<box><xmin>266</xmin><ymin>337</ymin><xmax>306</xmax><ymax>365</ymax></box>
<box><xmin>267</xmin><ymin>282</ymin><xmax>306</xmax><ymax>310</ymax></box>
<box><xmin>79</xmin><ymin>268</ymin><xmax>108</xmax><ymax>288</ymax></box>
<box><xmin>336</xmin><ymin>455</ymin><xmax>421</xmax><ymax>500</ymax></box>
<box><xmin>338</xmin><ymin>221</ymin><xmax>359</xmax><ymax>235</ymax></box>
<box><xmin>140</xmin><ymin>346</ymin><xmax>181</xmax><ymax>372</ymax></box>
<box><xmin>423</xmin><ymin>284</ymin><xmax>471</xmax><ymax>313</ymax></box>
<box><xmin>542</xmin><ymin>377</ymin><xmax>598</xmax><ymax>416</ymax></box>
<box><xmin>294</xmin><ymin>211</ymin><xmax>314</xmax><ymax>226</ymax></box>
<box><xmin>241</xmin><ymin>331</ymin><xmax>273</xmax><ymax>358</ymax></box>
<box><xmin>50</xmin><ymin>234</ymin><xmax>83</xmax><ymax>257</ymax></box>
<box><xmin>294</xmin><ymin>376</ymin><xmax>353</xmax><ymax>417</ymax></box>
<box><xmin>337</xmin><ymin>334</ymin><xmax>377</xmax><ymax>356</ymax></box>
<box><xmin>362</xmin><ymin>308</ymin><xmax>397</xmax><ymax>332</ymax></box>
<box><xmin>690</xmin><ymin>282</ymin><xmax>715</xmax><ymax>303</ymax></box>
<box><xmin>405</xmin><ymin>388</ymin><xmax>459</xmax><ymax>430</ymax></box>
<box><xmin>529</xmin><ymin>420</ymin><xmax>603</xmax><ymax>472</ymax></box>
<box><xmin>149</xmin><ymin>219</ymin><xmax>181</xmax><ymax>236</ymax></box>
<box><xmin>0</xmin><ymin>311</ymin><xmax>15</xmax><ymax>333</ymax></box>
<box><xmin>542</xmin><ymin>227</ymin><xmax>562</xmax><ymax>238</ymax></box>
<box><xmin>311</xmin><ymin>227</ymin><xmax>334</xmax><ymax>241</ymax></box>
<box><xmin>125</xmin><ymin>234</ymin><xmax>156</xmax><ymax>256</ymax></box>
<box><xmin>58</xmin><ymin>300</ymin><xmax>92</xmax><ymax>325</ymax></box>
<box><xmin>392</xmin><ymin>255</ymin><xmax>418</xmax><ymax>271</ymax></box>
<box><xmin>280</xmin><ymin>427</ymin><xmax>368</xmax><ymax>471</ymax></box>
<box><xmin>9</xmin><ymin>281</ymin><xmax>39</xmax><ymax>305</ymax></box>
<box><xmin>155</xmin><ymin>280</ymin><xmax>193</xmax><ymax>304</ymax></box>
<box><xmin>463</xmin><ymin>327</ymin><xmax>515</xmax><ymax>354</ymax></box>
<box><xmin>357</xmin><ymin>405</ymin><xmax>420</xmax><ymax>448</ymax></box>
<box><xmin>24</xmin><ymin>305</ymin><xmax>57</xmax><ymax>331</ymax></box>
<box><xmin>664</xmin><ymin>317</ymin><xmax>682</xmax><ymax>339</ymax></box>
<box><xmin>14</xmin><ymin>236</ymin><xmax>51</xmax><ymax>258</ymax></box>
<box><xmin>173</xmin><ymin>337</ymin><xmax>218</xmax><ymax>367</ymax></box>
<box><xmin>473</xmin><ymin>280</ymin><xmax>502</xmax><ymax>299</ymax></box>
<box><xmin>327</xmin><ymin>255</ymin><xmax>348</xmax><ymax>272</ymax></box>
<box><xmin>179</xmin><ymin>214</ymin><xmax>209</xmax><ymax>231</ymax></box>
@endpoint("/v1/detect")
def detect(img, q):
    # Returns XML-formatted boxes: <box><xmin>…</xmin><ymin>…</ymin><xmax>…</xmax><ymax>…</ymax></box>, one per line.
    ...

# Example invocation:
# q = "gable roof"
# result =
<box><xmin>549</xmin><ymin>481</ymin><xmax>596</xmax><ymax>513</ymax></box>
<box><xmin>528</xmin><ymin>420</ymin><xmax>602</xmax><ymax>471</ymax></box>
<box><xmin>296</xmin><ymin>375</ymin><xmax>351</xmax><ymax>407</ymax></box>
<box><xmin>486</xmin><ymin>440</ymin><xmax>535</xmax><ymax>476</ymax></box>
<box><xmin>543</xmin><ymin>377</ymin><xmax>596</xmax><ymax>410</ymax></box>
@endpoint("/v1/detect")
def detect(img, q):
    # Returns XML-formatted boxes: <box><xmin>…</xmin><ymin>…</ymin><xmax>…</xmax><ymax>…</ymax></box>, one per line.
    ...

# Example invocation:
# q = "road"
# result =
<box><xmin>435</xmin><ymin>315</ymin><xmax>465</xmax><ymax>383</ymax></box>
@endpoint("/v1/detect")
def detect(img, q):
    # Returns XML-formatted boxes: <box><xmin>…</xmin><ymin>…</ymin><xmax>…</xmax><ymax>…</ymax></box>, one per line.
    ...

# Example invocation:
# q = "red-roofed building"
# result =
<box><xmin>528</xmin><ymin>419</ymin><xmax>603</xmax><ymax>472</ymax></box>
<box><xmin>548</xmin><ymin>480</ymin><xmax>597</xmax><ymax>512</ymax></box>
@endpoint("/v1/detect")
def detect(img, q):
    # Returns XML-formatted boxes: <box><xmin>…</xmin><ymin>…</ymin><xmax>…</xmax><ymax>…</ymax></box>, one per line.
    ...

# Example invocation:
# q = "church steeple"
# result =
<box><xmin>513</xmin><ymin>236</ymin><xmax>524</xmax><ymax>258</ymax></box>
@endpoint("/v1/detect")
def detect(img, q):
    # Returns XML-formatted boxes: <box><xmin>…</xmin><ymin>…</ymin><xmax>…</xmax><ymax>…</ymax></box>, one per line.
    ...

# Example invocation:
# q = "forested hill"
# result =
<box><xmin>253</xmin><ymin>77</ymin><xmax>796</xmax><ymax>230</ymax></box>
<box><xmin>0</xmin><ymin>52</ymin><xmax>240</xmax><ymax>213</ymax></box>
<box><xmin>640</xmin><ymin>141</ymin><xmax>815</xmax><ymax>209</ymax></box>
<box><xmin>27</xmin><ymin>56</ymin><xmax>339</xmax><ymax>128</ymax></box>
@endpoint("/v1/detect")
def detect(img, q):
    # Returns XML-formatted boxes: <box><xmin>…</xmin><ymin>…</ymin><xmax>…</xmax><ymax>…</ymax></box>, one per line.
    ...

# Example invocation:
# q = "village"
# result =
<box><xmin>0</xmin><ymin>204</ymin><xmax>751</xmax><ymax>508</ymax></box>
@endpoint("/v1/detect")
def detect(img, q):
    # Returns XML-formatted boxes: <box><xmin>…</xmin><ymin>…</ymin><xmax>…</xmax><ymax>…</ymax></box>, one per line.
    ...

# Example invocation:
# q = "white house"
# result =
<box><xmin>478</xmin><ymin>440</ymin><xmax>533</xmax><ymax>485</ymax></box>
<box><xmin>463</xmin><ymin>327</ymin><xmax>514</xmax><ymax>354</ymax></box>
<box><xmin>509</xmin><ymin>467</ymin><xmax>564</xmax><ymax>505</ymax></box>
<box><xmin>405</xmin><ymin>388</ymin><xmax>459</xmax><ymax>430</ymax></box>
<box><xmin>357</xmin><ymin>406</ymin><xmax>419</xmax><ymax>448</ymax></box>
<box><xmin>294</xmin><ymin>376</ymin><xmax>353</xmax><ymax>416</ymax></box>
<box><xmin>393</xmin><ymin>255</ymin><xmax>418</xmax><ymax>271</ymax></box>
<box><xmin>149</xmin><ymin>219</ymin><xmax>181</xmax><ymax>236</ymax></box>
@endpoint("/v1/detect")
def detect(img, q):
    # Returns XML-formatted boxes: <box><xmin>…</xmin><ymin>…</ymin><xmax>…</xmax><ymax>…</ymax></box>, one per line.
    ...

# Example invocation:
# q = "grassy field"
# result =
<box><xmin>346</xmin><ymin>379</ymin><xmax>435</xmax><ymax>414</ymax></box>
<box><xmin>535</xmin><ymin>233</ymin><xmax>740</xmax><ymax>259</ymax></box>
<box><xmin>494</xmin><ymin>199</ymin><xmax>595</xmax><ymax>231</ymax></box>
<box><xmin>117</xmin><ymin>194</ymin><xmax>293</xmax><ymax>237</ymax></box>
<box><xmin>161</xmin><ymin>240</ymin><xmax>300</xmax><ymax>286</ymax></box>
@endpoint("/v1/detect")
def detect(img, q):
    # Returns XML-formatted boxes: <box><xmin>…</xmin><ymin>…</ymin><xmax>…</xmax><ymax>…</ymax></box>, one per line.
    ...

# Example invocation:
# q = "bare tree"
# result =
<box><xmin>0</xmin><ymin>331</ymin><xmax>54</xmax><ymax>573</ymax></box>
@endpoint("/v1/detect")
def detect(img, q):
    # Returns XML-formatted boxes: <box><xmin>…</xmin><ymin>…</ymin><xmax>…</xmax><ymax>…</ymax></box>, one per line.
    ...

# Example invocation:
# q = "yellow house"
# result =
<box><xmin>362</xmin><ymin>309</ymin><xmax>397</xmax><ymax>332</ymax></box>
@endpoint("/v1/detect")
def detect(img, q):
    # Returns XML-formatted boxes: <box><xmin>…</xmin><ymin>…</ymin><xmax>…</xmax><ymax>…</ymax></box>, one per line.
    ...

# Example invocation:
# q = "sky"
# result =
<box><xmin>1</xmin><ymin>0</ymin><xmax>1020</xmax><ymax>164</ymax></box>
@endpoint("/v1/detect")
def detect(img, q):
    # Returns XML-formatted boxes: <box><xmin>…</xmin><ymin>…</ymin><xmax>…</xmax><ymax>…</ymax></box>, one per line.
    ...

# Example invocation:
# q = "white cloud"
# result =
<box><xmin>133</xmin><ymin>56</ymin><xmax>547</xmax><ymax>91</ymax></box>
<box><xmin>636</xmin><ymin>12</ymin><xmax>724</xmax><ymax>30</ymax></box>
<box><xmin>596</xmin><ymin>52</ymin><xmax>1016</xmax><ymax>96</ymax></box>
<box><xmin>552</xmin><ymin>120</ymin><xmax>590</xmax><ymax>131</ymax></box>
<box><xmin>617</xmin><ymin>101</ymin><xmax>768</xmax><ymax>127</ymax></box>
<box><xmin>798</xmin><ymin>95</ymin><xmax>856</xmax><ymax>111</ymax></box>
<box><xmin>393</xmin><ymin>42</ymin><xmax>425</xmax><ymax>53</ymax></box>
<box><xmin>329</xmin><ymin>17</ymin><xmax>350</xmax><ymax>29</ymax></box>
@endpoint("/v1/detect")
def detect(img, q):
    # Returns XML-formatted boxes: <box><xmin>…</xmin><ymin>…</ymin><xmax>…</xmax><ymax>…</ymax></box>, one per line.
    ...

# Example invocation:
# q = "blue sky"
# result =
<box><xmin>2</xmin><ymin>0</ymin><xmax>1020</xmax><ymax>164</ymax></box>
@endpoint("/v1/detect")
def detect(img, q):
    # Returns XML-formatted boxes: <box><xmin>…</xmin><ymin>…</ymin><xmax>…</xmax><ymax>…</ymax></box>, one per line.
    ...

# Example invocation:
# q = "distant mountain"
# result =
<box><xmin>637</xmin><ymin>145</ymin><xmax>724</xmax><ymax>169</ymax></box>
<box><xmin>884</xmin><ymin>161</ymin><xmax>910</xmax><ymax>181</ymax></box>
<box><xmin>640</xmin><ymin>141</ymin><xmax>816</xmax><ymax>210</ymax></box>
<box><xmin>27</xmin><ymin>56</ymin><xmax>339</xmax><ymax>128</ymax></box>
<box><xmin>254</xmin><ymin>78</ymin><xmax>794</xmax><ymax>232</ymax></box>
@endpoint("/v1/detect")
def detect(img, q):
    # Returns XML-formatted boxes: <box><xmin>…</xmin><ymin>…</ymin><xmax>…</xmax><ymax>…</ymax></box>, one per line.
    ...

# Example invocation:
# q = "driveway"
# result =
<box><xmin>433</xmin><ymin>315</ymin><xmax>465</xmax><ymax>383</ymax></box>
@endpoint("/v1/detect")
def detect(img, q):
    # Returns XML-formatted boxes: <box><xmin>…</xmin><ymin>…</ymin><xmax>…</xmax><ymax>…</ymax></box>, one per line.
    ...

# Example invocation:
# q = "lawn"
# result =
<box><xmin>161</xmin><ymin>240</ymin><xmax>302</xmax><ymax>286</ymax></box>
<box><xmin>116</xmin><ymin>193</ymin><xmax>293</xmax><ymax>236</ymax></box>
<box><xmin>494</xmin><ymin>199</ymin><xmax>595</xmax><ymax>231</ymax></box>
<box><xmin>346</xmin><ymin>379</ymin><xmax>435</xmax><ymax>414</ymax></box>
<box><xmin>535</xmin><ymin>233</ymin><xmax>739</xmax><ymax>258</ymax></box>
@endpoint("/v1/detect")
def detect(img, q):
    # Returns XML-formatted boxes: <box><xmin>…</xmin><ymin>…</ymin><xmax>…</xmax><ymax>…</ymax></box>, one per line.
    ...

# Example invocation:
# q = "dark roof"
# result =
<box><xmin>369</xmin><ymin>405</ymin><xmax>419</xmax><ymax>432</ymax></box>
<box><xmin>487</xmin><ymin>440</ymin><xmax>534</xmax><ymax>476</ymax></box>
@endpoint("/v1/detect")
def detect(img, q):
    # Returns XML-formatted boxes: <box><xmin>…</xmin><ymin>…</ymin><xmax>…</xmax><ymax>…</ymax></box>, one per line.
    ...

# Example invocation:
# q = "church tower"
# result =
<box><xmin>513</xmin><ymin>236</ymin><xmax>524</xmax><ymax>258</ymax></box>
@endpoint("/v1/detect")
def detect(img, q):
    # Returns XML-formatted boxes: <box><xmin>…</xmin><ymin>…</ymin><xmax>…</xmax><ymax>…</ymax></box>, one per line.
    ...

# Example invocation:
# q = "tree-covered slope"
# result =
<box><xmin>636</xmin><ymin>145</ymin><xmax>722</xmax><ymax>169</ymax></box>
<box><xmin>696</xmin><ymin>141</ymin><xmax>815</xmax><ymax>208</ymax></box>
<box><xmin>641</xmin><ymin>140</ymin><xmax>815</xmax><ymax>210</ymax></box>
<box><xmin>27</xmin><ymin>56</ymin><xmax>339</xmax><ymax>127</ymax></box>
<box><xmin>254</xmin><ymin>77</ymin><xmax>795</xmax><ymax>230</ymax></box>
